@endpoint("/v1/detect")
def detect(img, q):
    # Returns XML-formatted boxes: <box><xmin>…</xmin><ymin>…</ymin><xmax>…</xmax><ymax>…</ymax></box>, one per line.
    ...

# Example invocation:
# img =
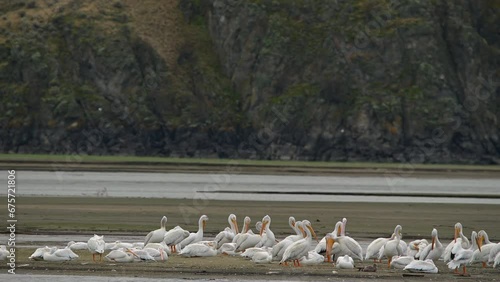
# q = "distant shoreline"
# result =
<box><xmin>0</xmin><ymin>153</ymin><xmax>499</xmax><ymax>177</ymax></box>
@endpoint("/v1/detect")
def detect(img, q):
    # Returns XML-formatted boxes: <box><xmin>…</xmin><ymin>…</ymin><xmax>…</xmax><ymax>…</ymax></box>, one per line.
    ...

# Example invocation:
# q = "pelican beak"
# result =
<box><xmin>413</xmin><ymin>243</ymin><xmax>419</xmax><ymax>251</ymax></box>
<box><xmin>478</xmin><ymin>236</ymin><xmax>483</xmax><ymax>250</ymax></box>
<box><xmin>308</xmin><ymin>225</ymin><xmax>318</xmax><ymax>242</ymax></box>
<box><xmin>476</xmin><ymin>237</ymin><xmax>482</xmax><ymax>252</ymax></box>
<box><xmin>232</xmin><ymin>218</ymin><xmax>239</xmax><ymax>234</ymax></box>
<box><xmin>431</xmin><ymin>236</ymin><xmax>435</xmax><ymax>251</ymax></box>
<box><xmin>126</xmin><ymin>248</ymin><xmax>139</xmax><ymax>258</ymax></box>
<box><xmin>454</xmin><ymin>227</ymin><xmax>458</xmax><ymax>243</ymax></box>
<box><xmin>337</xmin><ymin>226</ymin><xmax>342</xmax><ymax>236</ymax></box>
<box><xmin>299</xmin><ymin>225</ymin><xmax>305</xmax><ymax>237</ymax></box>
<box><xmin>260</xmin><ymin>221</ymin><xmax>268</xmax><ymax>236</ymax></box>
<box><xmin>326</xmin><ymin>236</ymin><xmax>335</xmax><ymax>258</ymax></box>
<box><xmin>203</xmin><ymin>220</ymin><xmax>206</xmax><ymax>231</ymax></box>
<box><xmin>291</xmin><ymin>220</ymin><xmax>296</xmax><ymax>228</ymax></box>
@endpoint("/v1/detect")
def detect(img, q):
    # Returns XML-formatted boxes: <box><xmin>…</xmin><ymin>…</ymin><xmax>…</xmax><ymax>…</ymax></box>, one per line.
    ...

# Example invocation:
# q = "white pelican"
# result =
<box><xmin>413</xmin><ymin>240</ymin><xmax>429</xmax><ymax>259</ymax></box>
<box><xmin>67</xmin><ymin>241</ymin><xmax>88</xmax><ymax>251</ymax></box>
<box><xmin>299</xmin><ymin>251</ymin><xmax>324</xmax><ymax>265</ymax></box>
<box><xmin>316</xmin><ymin>221</ymin><xmax>342</xmax><ymax>262</ymax></box>
<box><xmin>419</xmin><ymin>228</ymin><xmax>443</xmax><ymax>261</ymax></box>
<box><xmin>256</xmin><ymin>215</ymin><xmax>276</xmax><ymax>248</ymax></box>
<box><xmin>241</xmin><ymin>247</ymin><xmax>271</xmax><ymax>259</ymax></box>
<box><xmin>488</xmin><ymin>243</ymin><xmax>500</xmax><ymax>264</ymax></box>
<box><xmin>87</xmin><ymin>234</ymin><xmax>105</xmax><ymax>262</ymax></box>
<box><xmin>144</xmin><ymin>242</ymin><xmax>171</xmax><ymax>255</ymax></box>
<box><xmin>340</xmin><ymin>217</ymin><xmax>348</xmax><ymax>236</ymax></box>
<box><xmin>163</xmin><ymin>226</ymin><xmax>190</xmax><ymax>253</ymax></box>
<box><xmin>406</xmin><ymin>239</ymin><xmax>428</xmax><ymax>258</ymax></box>
<box><xmin>176</xmin><ymin>215</ymin><xmax>209</xmax><ymax>251</ymax></box>
<box><xmin>273</xmin><ymin>220</ymin><xmax>303</xmax><ymax>261</ymax></box>
<box><xmin>235</xmin><ymin>218</ymin><xmax>261</xmax><ymax>252</ymax></box>
<box><xmin>447</xmin><ymin>230</ymin><xmax>480</xmax><ymax>275</ymax></box>
<box><xmin>335</xmin><ymin>255</ymin><xmax>355</xmax><ymax>269</ymax></box>
<box><xmin>404</xmin><ymin>259</ymin><xmax>438</xmax><ymax>274</ymax></box>
<box><xmin>218</xmin><ymin>242</ymin><xmax>237</xmax><ymax>255</ymax></box>
<box><xmin>105</xmin><ymin>249</ymin><xmax>136</xmax><ymax>263</ymax></box>
<box><xmin>144</xmin><ymin>216</ymin><xmax>168</xmax><ymax>245</ymax></box>
<box><xmin>132</xmin><ymin>242</ymin><xmax>144</xmax><ymax>248</ymax></box>
<box><xmin>251</xmin><ymin>250</ymin><xmax>272</xmax><ymax>263</ymax></box>
<box><xmin>29</xmin><ymin>246</ymin><xmax>51</xmax><ymax>260</ymax></box>
<box><xmin>443</xmin><ymin>222</ymin><xmax>470</xmax><ymax>262</ymax></box>
<box><xmin>215</xmin><ymin>214</ymin><xmax>238</xmax><ymax>248</ymax></box>
<box><xmin>180</xmin><ymin>242</ymin><xmax>217</xmax><ymax>257</ymax></box>
<box><xmin>143</xmin><ymin>247</ymin><xmax>168</xmax><ymax>261</ymax></box>
<box><xmin>390</xmin><ymin>255</ymin><xmax>414</xmax><ymax>269</ymax></box>
<box><xmin>494</xmin><ymin>252</ymin><xmax>500</xmax><ymax>268</ymax></box>
<box><xmin>365</xmin><ymin>233</ymin><xmax>394</xmax><ymax>262</ymax></box>
<box><xmin>281</xmin><ymin>220</ymin><xmax>316</xmax><ymax>266</ymax></box>
<box><xmin>326</xmin><ymin>221</ymin><xmax>362</xmax><ymax>262</ymax></box>
<box><xmin>232</xmin><ymin>216</ymin><xmax>252</xmax><ymax>243</ymax></box>
<box><xmin>43</xmin><ymin>247</ymin><xmax>79</xmax><ymax>261</ymax></box>
<box><xmin>0</xmin><ymin>246</ymin><xmax>9</xmax><ymax>260</ymax></box>
<box><xmin>110</xmin><ymin>241</ymin><xmax>134</xmax><ymax>250</ymax></box>
<box><xmin>129</xmin><ymin>248</ymin><xmax>156</xmax><ymax>261</ymax></box>
<box><xmin>382</xmin><ymin>225</ymin><xmax>403</xmax><ymax>268</ymax></box>
<box><xmin>471</xmin><ymin>230</ymin><xmax>496</xmax><ymax>267</ymax></box>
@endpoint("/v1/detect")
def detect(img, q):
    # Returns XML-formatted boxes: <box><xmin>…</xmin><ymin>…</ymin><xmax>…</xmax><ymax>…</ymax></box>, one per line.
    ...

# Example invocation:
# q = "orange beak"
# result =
<box><xmin>337</xmin><ymin>226</ymin><xmax>342</xmax><ymax>236</ymax></box>
<box><xmin>232</xmin><ymin>218</ymin><xmax>239</xmax><ymax>234</ymax></box>
<box><xmin>431</xmin><ymin>236</ymin><xmax>435</xmax><ymax>250</ymax></box>
<box><xmin>260</xmin><ymin>221</ymin><xmax>268</xmax><ymax>236</ymax></box>
<box><xmin>203</xmin><ymin>220</ymin><xmax>206</xmax><ymax>231</ymax></box>
<box><xmin>454</xmin><ymin>228</ymin><xmax>458</xmax><ymax>243</ymax></box>
<box><xmin>326</xmin><ymin>237</ymin><xmax>335</xmax><ymax>259</ymax></box>
<box><xmin>476</xmin><ymin>237</ymin><xmax>482</xmax><ymax>252</ymax></box>
<box><xmin>308</xmin><ymin>225</ymin><xmax>318</xmax><ymax>242</ymax></box>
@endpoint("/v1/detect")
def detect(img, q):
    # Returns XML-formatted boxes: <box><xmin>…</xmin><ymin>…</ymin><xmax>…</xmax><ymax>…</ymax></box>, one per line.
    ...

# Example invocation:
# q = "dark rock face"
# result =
<box><xmin>0</xmin><ymin>0</ymin><xmax>498</xmax><ymax>164</ymax></box>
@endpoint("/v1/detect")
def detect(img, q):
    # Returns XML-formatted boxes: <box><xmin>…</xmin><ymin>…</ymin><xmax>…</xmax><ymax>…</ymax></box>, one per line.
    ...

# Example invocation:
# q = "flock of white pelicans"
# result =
<box><xmin>3</xmin><ymin>215</ymin><xmax>499</xmax><ymax>276</ymax></box>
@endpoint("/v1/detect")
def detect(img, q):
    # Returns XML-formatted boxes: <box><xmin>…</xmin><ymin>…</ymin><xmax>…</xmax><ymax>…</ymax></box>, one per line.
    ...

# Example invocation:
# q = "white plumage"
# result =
<box><xmin>390</xmin><ymin>255</ymin><xmax>414</xmax><ymax>269</ymax></box>
<box><xmin>335</xmin><ymin>255</ymin><xmax>355</xmax><ymax>269</ymax></box>
<box><xmin>43</xmin><ymin>247</ymin><xmax>79</xmax><ymax>261</ymax></box>
<box><xmin>281</xmin><ymin>220</ymin><xmax>316</xmax><ymax>266</ymax></box>
<box><xmin>419</xmin><ymin>228</ymin><xmax>443</xmax><ymax>261</ymax></box>
<box><xmin>177</xmin><ymin>215</ymin><xmax>209</xmax><ymax>251</ymax></box>
<box><xmin>87</xmin><ymin>234</ymin><xmax>105</xmax><ymax>262</ymax></box>
<box><xmin>180</xmin><ymin>242</ymin><xmax>217</xmax><ymax>257</ymax></box>
<box><xmin>144</xmin><ymin>216</ymin><xmax>168</xmax><ymax>245</ymax></box>
<box><xmin>447</xmin><ymin>231</ymin><xmax>479</xmax><ymax>275</ymax></box>
<box><xmin>443</xmin><ymin>222</ymin><xmax>470</xmax><ymax>263</ymax></box>
<box><xmin>382</xmin><ymin>225</ymin><xmax>403</xmax><ymax>268</ymax></box>
<box><xmin>404</xmin><ymin>259</ymin><xmax>438</xmax><ymax>274</ymax></box>
<box><xmin>105</xmin><ymin>249</ymin><xmax>135</xmax><ymax>263</ymax></box>
<box><xmin>163</xmin><ymin>226</ymin><xmax>190</xmax><ymax>253</ymax></box>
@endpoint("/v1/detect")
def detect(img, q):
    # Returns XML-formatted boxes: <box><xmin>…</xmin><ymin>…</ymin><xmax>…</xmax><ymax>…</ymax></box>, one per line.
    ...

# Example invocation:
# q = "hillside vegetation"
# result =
<box><xmin>0</xmin><ymin>0</ymin><xmax>499</xmax><ymax>164</ymax></box>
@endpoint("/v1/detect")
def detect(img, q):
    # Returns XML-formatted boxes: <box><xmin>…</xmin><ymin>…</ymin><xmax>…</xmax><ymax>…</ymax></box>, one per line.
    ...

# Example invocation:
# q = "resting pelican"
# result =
<box><xmin>256</xmin><ymin>215</ymin><xmax>276</xmax><ymax>248</ymax></box>
<box><xmin>105</xmin><ymin>249</ymin><xmax>136</xmax><ymax>263</ymax></box>
<box><xmin>0</xmin><ymin>246</ymin><xmax>9</xmax><ymax>260</ymax></box>
<box><xmin>413</xmin><ymin>240</ymin><xmax>429</xmax><ymax>259</ymax></box>
<box><xmin>164</xmin><ymin>226</ymin><xmax>190</xmax><ymax>253</ymax></box>
<box><xmin>488</xmin><ymin>243</ymin><xmax>500</xmax><ymax>264</ymax></box>
<box><xmin>281</xmin><ymin>220</ymin><xmax>316</xmax><ymax>266</ymax></box>
<box><xmin>273</xmin><ymin>220</ymin><xmax>303</xmax><ymax>261</ymax></box>
<box><xmin>43</xmin><ymin>247</ymin><xmax>79</xmax><ymax>261</ymax></box>
<box><xmin>29</xmin><ymin>246</ymin><xmax>51</xmax><ymax>260</ymax></box>
<box><xmin>128</xmin><ymin>248</ymin><xmax>156</xmax><ymax>261</ymax></box>
<box><xmin>109</xmin><ymin>241</ymin><xmax>133</xmax><ymax>250</ymax></box>
<box><xmin>251</xmin><ymin>250</ymin><xmax>272</xmax><ymax>263</ymax></box>
<box><xmin>326</xmin><ymin>221</ymin><xmax>362</xmax><ymax>262</ymax></box>
<box><xmin>317</xmin><ymin>221</ymin><xmax>342</xmax><ymax>262</ymax></box>
<box><xmin>144</xmin><ymin>242</ymin><xmax>171</xmax><ymax>255</ymax></box>
<box><xmin>241</xmin><ymin>247</ymin><xmax>272</xmax><ymax>259</ymax></box>
<box><xmin>404</xmin><ymin>259</ymin><xmax>438</xmax><ymax>274</ymax></box>
<box><xmin>88</xmin><ymin>234</ymin><xmax>105</xmax><ymax>262</ymax></box>
<box><xmin>335</xmin><ymin>255</ymin><xmax>355</xmax><ymax>269</ymax></box>
<box><xmin>471</xmin><ymin>230</ymin><xmax>496</xmax><ymax>267</ymax></box>
<box><xmin>382</xmin><ymin>225</ymin><xmax>403</xmax><ymax>268</ymax></box>
<box><xmin>365</xmin><ymin>233</ymin><xmax>395</xmax><ymax>262</ymax></box>
<box><xmin>390</xmin><ymin>255</ymin><xmax>414</xmax><ymax>269</ymax></box>
<box><xmin>180</xmin><ymin>242</ymin><xmax>217</xmax><ymax>257</ymax></box>
<box><xmin>299</xmin><ymin>251</ymin><xmax>324</xmax><ymax>265</ymax></box>
<box><xmin>143</xmin><ymin>247</ymin><xmax>168</xmax><ymax>261</ymax></box>
<box><xmin>67</xmin><ymin>241</ymin><xmax>88</xmax><ymax>251</ymax></box>
<box><xmin>419</xmin><ymin>228</ymin><xmax>443</xmax><ymax>261</ymax></box>
<box><xmin>177</xmin><ymin>215</ymin><xmax>209</xmax><ymax>251</ymax></box>
<box><xmin>144</xmin><ymin>216</ymin><xmax>168</xmax><ymax>245</ymax></box>
<box><xmin>443</xmin><ymin>222</ymin><xmax>470</xmax><ymax>262</ymax></box>
<box><xmin>447</xmin><ymin>230</ymin><xmax>480</xmax><ymax>275</ymax></box>
<box><xmin>215</xmin><ymin>214</ymin><xmax>238</xmax><ymax>248</ymax></box>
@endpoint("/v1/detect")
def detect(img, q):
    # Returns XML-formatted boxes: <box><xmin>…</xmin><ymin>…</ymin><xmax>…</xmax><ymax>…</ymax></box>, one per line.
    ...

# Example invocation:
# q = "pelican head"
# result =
<box><xmin>260</xmin><ymin>215</ymin><xmax>271</xmax><ymax>236</ymax></box>
<box><xmin>472</xmin><ymin>231</ymin><xmax>481</xmax><ymax>252</ymax></box>
<box><xmin>199</xmin><ymin>215</ymin><xmax>209</xmax><ymax>231</ymax></box>
<box><xmin>431</xmin><ymin>228</ymin><xmax>438</xmax><ymax>250</ymax></box>
<box><xmin>303</xmin><ymin>220</ymin><xmax>318</xmax><ymax>242</ymax></box>
<box><xmin>229</xmin><ymin>214</ymin><xmax>238</xmax><ymax>234</ymax></box>
<box><xmin>394</xmin><ymin>225</ymin><xmax>402</xmax><ymax>238</ymax></box>
<box><xmin>289</xmin><ymin>216</ymin><xmax>296</xmax><ymax>228</ymax></box>
<box><xmin>161</xmin><ymin>216</ymin><xmax>168</xmax><ymax>229</ymax></box>
<box><xmin>243</xmin><ymin>216</ymin><xmax>251</xmax><ymax>233</ymax></box>
<box><xmin>454</xmin><ymin>222</ymin><xmax>463</xmax><ymax>243</ymax></box>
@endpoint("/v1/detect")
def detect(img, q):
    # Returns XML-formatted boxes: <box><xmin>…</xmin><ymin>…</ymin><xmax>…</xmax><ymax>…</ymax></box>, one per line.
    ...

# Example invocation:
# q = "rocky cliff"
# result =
<box><xmin>0</xmin><ymin>0</ymin><xmax>499</xmax><ymax>163</ymax></box>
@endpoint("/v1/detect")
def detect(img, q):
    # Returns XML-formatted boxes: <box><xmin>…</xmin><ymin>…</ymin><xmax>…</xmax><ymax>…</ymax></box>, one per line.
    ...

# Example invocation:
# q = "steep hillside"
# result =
<box><xmin>0</xmin><ymin>0</ymin><xmax>499</xmax><ymax>163</ymax></box>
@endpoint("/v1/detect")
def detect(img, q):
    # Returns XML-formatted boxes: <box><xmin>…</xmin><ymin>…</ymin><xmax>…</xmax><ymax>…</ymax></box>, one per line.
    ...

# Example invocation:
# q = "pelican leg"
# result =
<box><xmin>296</xmin><ymin>259</ymin><xmax>302</xmax><ymax>267</ymax></box>
<box><xmin>482</xmin><ymin>262</ymin><xmax>486</xmax><ymax>268</ymax></box>
<box><xmin>387</xmin><ymin>257</ymin><xmax>392</xmax><ymax>269</ymax></box>
<box><xmin>453</xmin><ymin>267</ymin><xmax>459</xmax><ymax>274</ymax></box>
<box><xmin>325</xmin><ymin>255</ymin><xmax>331</xmax><ymax>262</ymax></box>
<box><xmin>92</xmin><ymin>253</ymin><xmax>96</xmax><ymax>262</ymax></box>
<box><xmin>461</xmin><ymin>265</ymin><xmax>468</xmax><ymax>276</ymax></box>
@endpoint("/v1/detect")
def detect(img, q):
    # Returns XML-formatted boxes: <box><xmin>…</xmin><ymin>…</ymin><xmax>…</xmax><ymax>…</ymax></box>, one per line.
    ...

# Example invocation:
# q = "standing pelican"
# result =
<box><xmin>382</xmin><ymin>225</ymin><xmax>403</xmax><ymax>268</ymax></box>
<box><xmin>273</xmin><ymin>220</ymin><xmax>304</xmax><ymax>261</ymax></box>
<box><xmin>365</xmin><ymin>233</ymin><xmax>394</xmax><ymax>262</ymax></box>
<box><xmin>326</xmin><ymin>221</ymin><xmax>363</xmax><ymax>262</ymax></box>
<box><xmin>215</xmin><ymin>214</ymin><xmax>238</xmax><ymax>248</ymax></box>
<box><xmin>471</xmin><ymin>230</ymin><xmax>496</xmax><ymax>267</ymax></box>
<box><xmin>256</xmin><ymin>215</ymin><xmax>276</xmax><ymax>248</ymax></box>
<box><xmin>447</xmin><ymin>231</ymin><xmax>480</xmax><ymax>275</ymax></box>
<box><xmin>144</xmin><ymin>216</ymin><xmax>168</xmax><ymax>245</ymax></box>
<box><xmin>281</xmin><ymin>220</ymin><xmax>316</xmax><ymax>266</ymax></box>
<box><xmin>419</xmin><ymin>228</ymin><xmax>444</xmax><ymax>261</ymax></box>
<box><xmin>443</xmin><ymin>222</ymin><xmax>470</xmax><ymax>262</ymax></box>
<box><xmin>177</xmin><ymin>215</ymin><xmax>209</xmax><ymax>251</ymax></box>
<box><xmin>163</xmin><ymin>226</ymin><xmax>190</xmax><ymax>253</ymax></box>
<box><xmin>87</xmin><ymin>234</ymin><xmax>105</xmax><ymax>262</ymax></box>
<box><xmin>316</xmin><ymin>221</ymin><xmax>342</xmax><ymax>262</ymax></box>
